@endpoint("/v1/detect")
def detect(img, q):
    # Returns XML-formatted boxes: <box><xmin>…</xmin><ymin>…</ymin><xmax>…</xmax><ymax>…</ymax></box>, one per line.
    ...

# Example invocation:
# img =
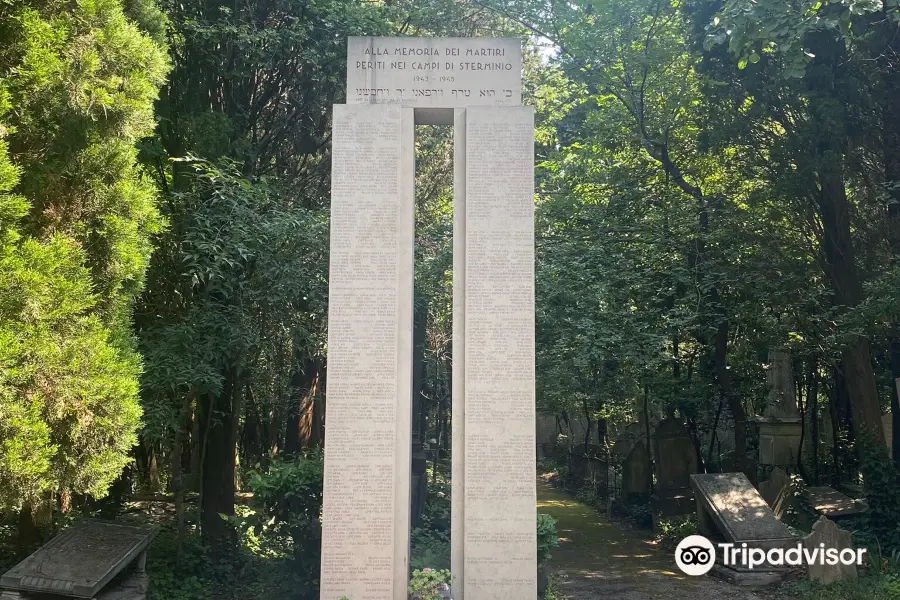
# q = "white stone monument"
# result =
<box><xmin>320</xmin><ymin>37</ymin><xmax>536</xmax><ymax>600</ymax></box>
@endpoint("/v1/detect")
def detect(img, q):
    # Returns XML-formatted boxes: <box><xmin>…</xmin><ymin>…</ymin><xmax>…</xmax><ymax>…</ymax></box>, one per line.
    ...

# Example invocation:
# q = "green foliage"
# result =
<box><xmin>411</xmin><ymin>527</ymin><xmax>451</xmax><ymax>571</ymax></box>
<box><xmin>780</xmin><ymin>572</ymin><xmax>900</xmax><ymax>600</ymax></box>
<box><xmin>537</xmin><ymin>513</ymin><xmax>560</xmax><ymax>565</ymax></box>
<box><xmin>857</xmin><ymin>434</ymin><xmax>900</xmax><ymax>552</ymax></box>
<box><xmin>611</xmin><ymin>500</ymin><xmax>654</xmax><ymax>529</ymax></box>
<box><xmin>407</xmin><ymin>568</ymin><xmax>451</xmax><ymax>600</ymax></box>
<box><xmin>0</xmin><ymin>102</ymin><xmax>141</xmax><ymax>510</ymax></box>
<box><xmin>655</xmin><ymin>516</ymin><xmax>697</xmax><ymax>551</ymax></box>
<box><xmin>0</xmin><ymin>0</ymin><xmax>169</xmax><ymax>510</ymax></box>
<box><xmin>137</xmin><ymin>160</ymin><xmax>328</xmax><ymax>449</ymax></box>
<box><xmin>541</xmin><ymin>573</ymin><xmax>566</xmax><ymax>600</ymax></box>
<box><xmin>147</xmin><ymin>519</ymin><xmax>314</xmax><ymax>600</ymax></box>
<box><xmin>232</xmin><ymin>452</ymin><xmax>324</xmax><ymax>585</ymax></box>
<box><xmin>411</xmin><ymin>476</ymin><xmax>451</xmax><ymax>570</ymax></box>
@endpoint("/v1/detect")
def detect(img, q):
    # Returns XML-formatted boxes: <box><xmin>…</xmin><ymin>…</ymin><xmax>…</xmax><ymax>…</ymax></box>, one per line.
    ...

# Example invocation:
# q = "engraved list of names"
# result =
<box><xmin>463</xmin><ymin>106</ymin><xmax>537</xmax><ymax>599</ymax></box>
<box><xmin>320</xmin><ymin>104</ymin><xmax>414</xmax><ymax>600</ymax></box>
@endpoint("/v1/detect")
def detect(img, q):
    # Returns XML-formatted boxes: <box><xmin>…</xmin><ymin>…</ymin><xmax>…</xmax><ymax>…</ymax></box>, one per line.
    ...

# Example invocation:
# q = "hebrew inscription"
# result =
<box><xmin>320</xmin><ymin>104</ymin><xmax>413</xmax><ymax>600</ymax></box>
<box><xmin>347</xmin><ymin>37</ymin><xmax>522</xmax><ymax>107</ymax></box>
<box><xmin>463</xmin><ymin>106</ymin><xmax>536</xmax><ymax>599</ymax></box>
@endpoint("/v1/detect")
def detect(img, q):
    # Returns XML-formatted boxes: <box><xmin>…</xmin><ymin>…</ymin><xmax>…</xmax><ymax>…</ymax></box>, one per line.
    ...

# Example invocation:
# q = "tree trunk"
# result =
<box><xmin>713</xmin><ymin>313</ymin><xmax>746</xmax><ymax>474</ymax></box>
<box><xmin>285</xmin><ymin>354</ymin><xmax>320</xmax><ymax>455</ymax></box>
<box><xmin>17</xmin><ymin>503</ymin><xmax>42</xmax><ymax>554</ymax></box>
<box><xmin>198</xmin><ymin>367</ymin><xmax>238</xmax><ymax>560</ymax></box>
<box><xmin>189</xmin><ymin>402</ymin><xmax>201</xmax><ymax>492</ymax></box>
<box><xmin>808</xmin><ymin>358</ymin><xmax>820</xmax><ymax>485</ymax></box>
<box><xmin>875</xmin><ymin>8</ymin><xmax>900</xmax><ymax>468</ymax></box>
<box><xmin>818</xmin><ymin>167</ymin><xmax>887</xmax><ymax>456</ymax></box>
<box><xmin>172</xmin><ymin>393</ymin><xmax>193</xmax><ymax>565</ymax></box>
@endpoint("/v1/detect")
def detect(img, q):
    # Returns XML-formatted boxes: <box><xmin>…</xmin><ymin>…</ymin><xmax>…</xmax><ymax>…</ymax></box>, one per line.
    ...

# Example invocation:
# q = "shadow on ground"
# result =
<box><xmin>537</xmin><ymin>476</ymin><xmax>766</xmax><ymax>600</ymax></box>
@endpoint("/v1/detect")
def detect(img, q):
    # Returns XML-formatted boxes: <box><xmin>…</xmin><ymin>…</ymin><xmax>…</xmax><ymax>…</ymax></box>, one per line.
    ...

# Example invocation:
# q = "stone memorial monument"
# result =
<box><xmin>650</xmin><ymin>419</ymin><xmax>698</xmax><ymax>525</ymax></box>
<box><xmin>803</xmin><ymin>516</ymin><xmax>858</xmax><ymax>584</ymax></box>
<box><xmin>691</xmin><ymin>473</ymin><xmax>796</xmax><ymax>585</ymax></box>
<box><xmin>755</xmin><ymin>348</ymin><xmax>802</xmax><ymax>466</ymax></box>
<box><xmin>319</xmin><ymin>37</ymin><xmax>535</xmax><ymax>600</ymax></box>
<box><xmin>758</xmin><ymin>466</ymin><xmax>791</xmax><ymax>519</ymax></box>
<box><xmin>620</xmin><ymin>441</ymin><xmax>651</xmax><ymax>502</ymax></box>
<box><xmin>0</xmin><ymin>521</ymin><xmax>154</xmax><ymax>600</ymax></box>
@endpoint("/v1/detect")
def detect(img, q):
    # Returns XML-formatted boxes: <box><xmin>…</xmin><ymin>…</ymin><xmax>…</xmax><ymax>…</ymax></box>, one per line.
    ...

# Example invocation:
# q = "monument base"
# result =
<box><xmin>709</xmin><ymin>564</ymin><xmax>794</xmax><ymax>587</ymax></box>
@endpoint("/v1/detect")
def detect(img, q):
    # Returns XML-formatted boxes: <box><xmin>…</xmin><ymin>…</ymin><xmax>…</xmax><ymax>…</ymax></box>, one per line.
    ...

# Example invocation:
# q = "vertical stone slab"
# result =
<box><xmin>320</xmin><ymin>104</ymin><xmax>415</xmax><ymax>600</ymax></box>
<box><xmin>462</xmin><ymin>106</ymin><xmax>536</xmax><ymax>599</ymax></box>
<box><xmin>451</xmin><ymin>108</ymin><xmax>467</xmax><ymax>600</ymax></box>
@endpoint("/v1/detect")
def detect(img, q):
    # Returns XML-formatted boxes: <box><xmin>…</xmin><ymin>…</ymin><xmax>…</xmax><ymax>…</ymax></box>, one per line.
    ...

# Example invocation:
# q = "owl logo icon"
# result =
<box><xmin>675</xmin><ymin>535</ymin><xmax>716</xmax><ymax>576</ymax></box>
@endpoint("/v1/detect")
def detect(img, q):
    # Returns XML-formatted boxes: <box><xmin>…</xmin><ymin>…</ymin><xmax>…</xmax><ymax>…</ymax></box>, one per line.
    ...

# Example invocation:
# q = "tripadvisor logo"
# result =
<box><xmin>675</xmin><ymin>535</ymin><xmax>867</xmax><ymax>576</ymax></box>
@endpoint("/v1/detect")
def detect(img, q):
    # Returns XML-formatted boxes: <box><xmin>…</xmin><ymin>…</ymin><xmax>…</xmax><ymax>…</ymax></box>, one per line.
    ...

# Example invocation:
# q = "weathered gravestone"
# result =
<box><xmin>804</xmin><ymin>486</ymin><xmax>865</xmax><ymax>519</ymax></box>
<box><xmin>757</xmin><ymin>467</ymin><xmax>791</xmax><ymax>520</ymax></box>
<box><xmin>803</xmin><ymin>516</ymin><xmax>858</xmax><ymax>584</ymax></box>
<box><xmin>651</xmin><ymin>419</ymin><xmax>698</xmax><ymax>525</ymax></box>
<box><xmin>691</xmin><ymin>473</ymin><xmax>796</xmax><ymax>585</ymax></box>
<box><xmin>691</xmin><ymin>473</ymin><xmax>795</xmax><ymax>548</ymax></box>
<box><xmin>621</xmin><ymin>441</ymin><xmax>651</xmax><ymax>501</ymax></box>
<box><xmin>611</xmin><ymin>422</ymin><xmax>644</xmax><ymax>461</ymax></box>
<box><xmin>321</xmin><ymin>36</ymin><xmax>535</xmax><ymax>600</ymax></box>
<box><xmin>0</xmin><ymin>521</ymin><xmax>153</xmax><ymax>600</ymax></box>
<box><xmin>755</xmin><ymin>349</ymin><xmax>802</xmax><ymax>467</ymax></box>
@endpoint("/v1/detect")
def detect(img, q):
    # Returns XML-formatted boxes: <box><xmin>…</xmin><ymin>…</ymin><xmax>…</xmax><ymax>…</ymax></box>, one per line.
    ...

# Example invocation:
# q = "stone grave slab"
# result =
<box><xmin>758</xmin><ymin>467</ymin><xmax>791</xmax><ymax>519</ymax></box>
<box><xmin>803</xmin><ymin>516</ymin><xmax>858</xmax><ymax>584</ymax></box>
<box><xmin>690</xmin><ymin>472</ymin><xmax>795</xmax><ymax>550</ymax></box>
<box><xmin>804</xmin><ymin>486</ymin><xmax>865</xmax><ymax>518</ymax></box>
<box><xmin>0</xmin><ymin>521</ymin><xmax>154</xmax><ymax>598</ymax></box>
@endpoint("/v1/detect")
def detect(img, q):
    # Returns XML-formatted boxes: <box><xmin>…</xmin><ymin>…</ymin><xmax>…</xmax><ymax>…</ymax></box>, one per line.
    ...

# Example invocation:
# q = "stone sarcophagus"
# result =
<box><xmin>0</xmin><ymin>520</ymin><xmax>154</xmax><ymax>600</ymax></box>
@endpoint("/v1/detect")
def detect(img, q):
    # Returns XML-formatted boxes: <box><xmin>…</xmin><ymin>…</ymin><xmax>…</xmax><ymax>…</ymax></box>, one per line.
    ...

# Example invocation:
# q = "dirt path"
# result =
<box><xmin>537</xmin><ymin>477</ymin><xmax>766</xmax><ymax>600</ymax></box>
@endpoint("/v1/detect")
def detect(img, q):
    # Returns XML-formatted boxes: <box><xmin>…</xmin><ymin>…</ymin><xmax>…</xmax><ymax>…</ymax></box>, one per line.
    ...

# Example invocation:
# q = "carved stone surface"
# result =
<box><xmin>804</xmin><ymin>486</ymin><xmax>865</xmax><ymax>518</ymax></box>
<box><xmin>611</xmin><ymin>422</ymin><xmax>644</xmax><ymax>460</ymax></box>
<box><xmin>458</xmin><ymin>106</ymin><xmax>536</xmax><ymax>600</ymax></box>
<box><xmin>764</xmin><ymin>349</ymin><xmax>799</xmax><ymax>419</ymax></box>
<box><xmin>691</xmin><ymin>473</ymin><xmax>795</xmax><ymax>548</ymax></box>
<box><xmin>758</xmin><ymin>419</ymin><xmax>802</xmax><ymax>466</ymax></box>
<box><xmin>652</xmin><ymin>418</ymin><xmax>698</xmax><ymax>491</ymax></box>
<box><xmin>758</xmin><ymin>467</ymin><xmax>791</xmax><ymax>519</ymax></box>
<box><xmin>0</xmin><ymin>521</ymin><xmax>153</xmax><ymax>599</ymax></box>
<box><xmin>94</xmin><ymin>571</ymin><xmax>149</xmax><ymax>600</ymax></box>
<box><xmin>318</xmin><ymin>104</ymin><xmax>415</xmax><ymax>600</ymax></box>
<box><xmin>347</xmin><ymin>37</ymin><xmax>522</xmax><ymax>109</ymax></box>
<box><xmin>803</xmin><ymin>516</ymin><xmax>858</xmax><ymax>584</ymax></box>
<box><xmin>621</xmin><ymin>441</ymin><xmax>651</xmax><ymax>500</ymax></box>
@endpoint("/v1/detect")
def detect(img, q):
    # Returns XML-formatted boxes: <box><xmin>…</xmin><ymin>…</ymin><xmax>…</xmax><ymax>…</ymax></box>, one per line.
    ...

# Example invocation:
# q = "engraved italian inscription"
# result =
<box><xmin>347</xmin><ymin>37</ymin><xmax>522</xmax><ymax>108</ymax></box>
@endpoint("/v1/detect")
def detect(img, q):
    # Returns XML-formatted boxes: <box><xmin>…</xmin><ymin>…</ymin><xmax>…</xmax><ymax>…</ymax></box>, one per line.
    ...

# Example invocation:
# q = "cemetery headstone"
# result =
<box><xmin>0</xmin><ymin>521</ymin><xmax>153</xmax><ymax>599</ymax></box>
<box><xmin>651</xmin><ymin>419</ymin><xmax>697</xmax><ymax>525</ymax></box>
<box><xmin>804</xmin><ymin>486</ymin><xmax>865</xmax><ymax>519</ymax></box>
<box><xmin>320</xmin><ymin>36</ymin><xmax>535</xmax><ymax>600</ymax></box>
<box><xmin>757</xmin><ymin>467</ymin><xmax>791</xmax><ymax>520</ymax></box>
<box><xmin>621</xmin><ymin>441</ymin><xmax>651</xmax><ymax>501</ymax></box>
<box><xmin>755</xmin><ymin>349</ymin><xmax>802</xmax><ymax>466</ymax></box>
<box><xmin>611</xmin><ymin>422</ymin><xmax>644</xmax><ymax>460</ymax></box>
<box><xmin>691</xmin><ymin>473</ymin><xmax>796</xmax><ymax>585</ymax></box>
<box><xmin>690</xmin><ymin>472</ymin><xmax>795</xmax><ymax>548</ymax></box>
<box><xmin>803</xmin><ymin>516</ymin><xmax>858</xmax><ymax>584</ymax></box>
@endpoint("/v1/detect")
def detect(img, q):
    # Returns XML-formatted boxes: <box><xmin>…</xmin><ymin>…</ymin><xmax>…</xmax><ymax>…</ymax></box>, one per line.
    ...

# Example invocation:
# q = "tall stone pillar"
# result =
<box><xmin>319</xmin><ymin>104</ymin><xmax>415</xmax><ymax>600</ymax></box>
<box><xmin>453</xmin><ymin>106</ymin><xmax>537</xmax><ymax>599</ymax></box>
